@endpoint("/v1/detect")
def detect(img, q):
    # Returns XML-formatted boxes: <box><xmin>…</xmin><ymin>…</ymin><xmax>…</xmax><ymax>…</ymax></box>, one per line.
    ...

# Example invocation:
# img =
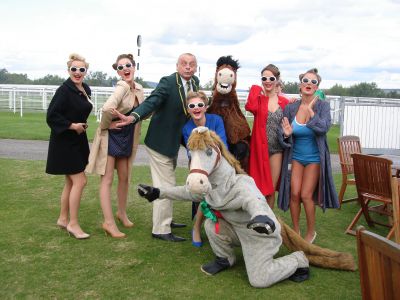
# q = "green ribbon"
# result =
<box><xmin>314</xmin><ymin>89</ymin><xmax>326</xmax><ymax>100</ymax></box>
<box><xmin>200</xmin><ymin>199</ymin><xmax>217</xmax><ymax>223</ymax></box>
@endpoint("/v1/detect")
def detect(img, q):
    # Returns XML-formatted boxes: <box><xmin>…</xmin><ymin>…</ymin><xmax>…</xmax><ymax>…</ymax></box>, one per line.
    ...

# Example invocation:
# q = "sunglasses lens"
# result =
<box><xmin>79</xmin><ymin>68</ymin><xmax>86</xmax><ymax>73</ymax></box>
<box><xmin>261</xmin><ymin>76</ymin><xmax>267</xmax><ymax>82</ymax></box>
<box><xmin>126</xmin><ymin>63</ymin><xmax>132</xmax><ymax>68</ymax></box>
<box><xmin>198</xmin><ymin>103</ymin><xmax>204</xmax><ymax>108</ymax></box>
<box><xmin>302</xmin><ymin>78</ymin><xmax>309</xmax><ymax>84</ymax></box>
<box><xmin>188</xmin><ymin>104</ymin><xmax>195</xmax><ymax>109</ymax></box>
<box><xmin>117</xmin><ymin>65</ymin><xmax>124</xmax><ymax>70</ymax></box>
<box><xmin>270</xmin><ymin>76</ymin><xmax>276</xmax><ymax>82</ymax></box>
<box><xmin>311</xmin><ymin>80</ymin><xmax>318</xmax><ymax>85</ymax></box>
<box><xmin>70</xmin><ymin>67</ymin><xmax>77</xmax><ymax>72</ymax></box>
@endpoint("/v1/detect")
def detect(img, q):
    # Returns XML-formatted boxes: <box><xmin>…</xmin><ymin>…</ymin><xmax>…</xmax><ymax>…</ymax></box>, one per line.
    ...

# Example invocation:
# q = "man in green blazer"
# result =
<box><xmin>116</xmin><ymin>53</ymin><xmax>199</xmax><ymax>241</ymax></box>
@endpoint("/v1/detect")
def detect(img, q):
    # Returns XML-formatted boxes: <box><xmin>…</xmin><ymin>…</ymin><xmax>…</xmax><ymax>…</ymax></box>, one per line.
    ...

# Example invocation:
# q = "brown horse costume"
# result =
<box><xmin>207</xmin><ymin>56</ymin><xmax>251</xmax><ymax>170</ymax></box>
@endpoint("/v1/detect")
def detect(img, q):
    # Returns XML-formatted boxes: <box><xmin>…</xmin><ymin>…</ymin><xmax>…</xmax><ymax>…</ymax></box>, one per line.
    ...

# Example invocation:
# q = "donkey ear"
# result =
<box><xmin>193</xmin><ymin>126</ymin><xmax>209</xmax><ymax>134</ymax></box>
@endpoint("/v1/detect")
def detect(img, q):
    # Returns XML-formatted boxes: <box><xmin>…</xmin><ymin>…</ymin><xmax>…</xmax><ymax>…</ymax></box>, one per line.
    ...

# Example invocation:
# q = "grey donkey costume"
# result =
<box><xmin>138</xmin><ymin>152</ymin><xmax>309</xmax><ymax>288</ymax></box>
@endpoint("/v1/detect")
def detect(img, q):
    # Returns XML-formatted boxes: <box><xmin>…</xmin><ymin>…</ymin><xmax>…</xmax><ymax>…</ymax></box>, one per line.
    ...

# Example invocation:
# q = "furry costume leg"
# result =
<box><xmin>205</xmin><ymin>218</ymin><xmax>308</xmax><ymax>288</ymax></box>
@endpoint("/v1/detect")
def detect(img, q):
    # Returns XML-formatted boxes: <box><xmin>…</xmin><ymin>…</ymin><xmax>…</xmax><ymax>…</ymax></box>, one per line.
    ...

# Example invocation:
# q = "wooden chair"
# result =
<box><xmin>356</xmin><ymin>227</ymin><xmax>400</xmax><ymax>300</ymax></box>
<box><xmin>346</xmin><ymin>154</ymin><xmax>400</xmax><ymax>243</ymax></box>
<box><xmin>337</xmin><ymin>136</ymin><xmax>362</xmax><ymax>207</ymax></box>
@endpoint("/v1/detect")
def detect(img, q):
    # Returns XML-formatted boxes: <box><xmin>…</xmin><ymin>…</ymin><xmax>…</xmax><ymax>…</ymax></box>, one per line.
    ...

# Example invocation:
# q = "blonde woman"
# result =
<box><xmin>46</xmin><ymin>53</ymin><xmax>92</xmax><ymax>239</ymax></box>
<box><xmin>86</xmin><ymin>54</ymin><xmax>144</xmax><ymax>238</ymax></box>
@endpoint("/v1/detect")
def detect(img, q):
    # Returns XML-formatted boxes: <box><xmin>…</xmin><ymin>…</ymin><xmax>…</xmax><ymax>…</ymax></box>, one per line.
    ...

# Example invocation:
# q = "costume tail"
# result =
<box><xmin>278</xmin><ymin>218</ymin><xmax>356</xmax><ymax>271</ymax></box>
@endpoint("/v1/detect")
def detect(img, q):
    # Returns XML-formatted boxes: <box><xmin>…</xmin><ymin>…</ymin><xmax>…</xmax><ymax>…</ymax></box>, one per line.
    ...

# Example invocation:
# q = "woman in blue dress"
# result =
<box><xmin>278</xmin><ymin>68</ymin><xmax>339</xmax><ymax>243</ymax></box>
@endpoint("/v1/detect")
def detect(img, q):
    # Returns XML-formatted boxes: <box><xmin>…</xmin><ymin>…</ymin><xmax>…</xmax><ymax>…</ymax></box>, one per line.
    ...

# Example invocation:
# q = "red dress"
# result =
<box><xmin>245</xmin><ymin>85</ymin><xmax>289</xmax><ymax>196</ymax></box>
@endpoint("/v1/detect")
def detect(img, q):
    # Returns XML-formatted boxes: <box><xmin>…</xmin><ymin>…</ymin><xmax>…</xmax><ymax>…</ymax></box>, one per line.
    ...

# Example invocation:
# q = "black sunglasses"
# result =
<box><xmin>70</xmin><ymin>66</ymin><xmax>87</xmax><ymax>73</ymax></box>
<box><xmin>261</xmin><ymin>76</ymin><xmax>276</xmax><ymax>82</ymax></box>
<box><xmin>117</xmin><ymin>62</ymin><xmax>135</xmax><ymax>71</ymax></box>
<box><xmin>301</xmin><ymin>77</ymin><xmax>319</xmax><ymax>85</ymax></box>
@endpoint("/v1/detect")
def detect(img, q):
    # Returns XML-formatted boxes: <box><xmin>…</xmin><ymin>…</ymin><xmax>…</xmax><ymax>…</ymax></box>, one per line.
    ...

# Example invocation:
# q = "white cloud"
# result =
<box><xmin>0</xmin><ymin>0</ymin><xmax>399</xmax><ymax>89</ymax></box>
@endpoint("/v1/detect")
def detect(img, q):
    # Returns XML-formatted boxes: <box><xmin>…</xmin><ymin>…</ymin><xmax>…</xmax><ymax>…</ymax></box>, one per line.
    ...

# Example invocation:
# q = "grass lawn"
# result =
<box><xmin>0</xmin><ymin>112</ymin><xmax>339</xmax><ymax>153</ymax></box>
<box><xmin>1</xmin><ymin>158</ymin><xmax>392</xmax><ymax>299</ymax></box>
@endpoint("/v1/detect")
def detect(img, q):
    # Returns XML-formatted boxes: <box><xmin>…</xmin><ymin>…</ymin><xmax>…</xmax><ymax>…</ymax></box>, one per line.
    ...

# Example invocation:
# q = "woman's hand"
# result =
<box><xmin>281</xmin><ymin>117</ymin><xmax>293</xmax><ymax>138</ymax></box>
<box><xmin>70</xmin><ymin>123</ymin><xmax>87</xmax><ymax>134</ymax></box>
<box><xmin>112</xmin><ymin>109</ymin><xmax>135</xmax><ymax>128</ymax></box>
<box><xmin>307</xmin><ymin>96</ymin><xmax>318</xmax><ymax>118</ymax></box>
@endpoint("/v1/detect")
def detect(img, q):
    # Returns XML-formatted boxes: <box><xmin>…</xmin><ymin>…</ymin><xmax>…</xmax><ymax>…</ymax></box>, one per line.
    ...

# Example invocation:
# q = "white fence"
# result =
<box><xmin>1</xmin><ymin>84</ymin><xmax>400</xmax><ymax>154</ymax></box>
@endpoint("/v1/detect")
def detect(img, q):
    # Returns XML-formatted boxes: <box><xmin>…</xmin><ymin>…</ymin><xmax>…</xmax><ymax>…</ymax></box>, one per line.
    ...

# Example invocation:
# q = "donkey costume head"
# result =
<box><xmin>186</xmin><ymin>127</ymin><xmax>244</xmax><ymax>195</ymax></box>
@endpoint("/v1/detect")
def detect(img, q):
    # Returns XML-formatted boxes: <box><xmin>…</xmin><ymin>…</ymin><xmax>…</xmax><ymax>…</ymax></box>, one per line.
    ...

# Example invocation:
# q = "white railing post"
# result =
<box><xmin>13</xmin><ymin>89</ymin><xmax>16</xmax><ymax>114</ymax></box>
<box><xmin>42</xmin><ymin>88</ymin><xmax>47</xmax><ymax>110</ymax></box>
<box><xmin>20</xmin><ymin>96</ymin><xmax>23</xmax><ymax>117</ymax></box>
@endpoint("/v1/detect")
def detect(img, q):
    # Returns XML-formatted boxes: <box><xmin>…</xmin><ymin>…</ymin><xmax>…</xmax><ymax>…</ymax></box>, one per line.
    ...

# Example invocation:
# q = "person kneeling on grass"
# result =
<box><xmin>137</xmin><ymin>183</ymin><xmax>309</xmax><ymax>287</ymax></box>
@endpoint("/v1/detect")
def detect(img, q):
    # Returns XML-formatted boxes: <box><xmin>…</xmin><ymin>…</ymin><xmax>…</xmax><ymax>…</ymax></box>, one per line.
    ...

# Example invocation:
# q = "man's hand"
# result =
<box><xmin>137</xmin><ymin>184</ymin><xmax>160</xmax><ymax>202</ymax></box>
<box><xmin>112</xmin><ymin>109</ymin><xmax>135</xmax><ymax>128</ymax></box>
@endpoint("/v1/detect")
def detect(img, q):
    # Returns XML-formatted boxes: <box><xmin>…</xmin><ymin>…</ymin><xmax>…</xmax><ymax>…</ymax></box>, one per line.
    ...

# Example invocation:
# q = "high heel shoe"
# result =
<box><xmin>192</xmin><ymin>230</ymin><xmax>203</xmax><ymax>247</ymax></box>
<box><xmin>102</xmin><ymin>223</ymin><xmax>126</xmax><ymax>239</ymax></box>
<box><xmin>66</xmin><ymin>225</ymin><xmax>90</xmax><ymax>240</ymax></box>
<box><xmin>115</xmin><ymin>214</ymin><xmax>134</xmax><ymax>228</ymax></box>
<box><xmin>309</xmin><ymin>232</ymin><xmax>317</xmax><ymax>244</ymax></box>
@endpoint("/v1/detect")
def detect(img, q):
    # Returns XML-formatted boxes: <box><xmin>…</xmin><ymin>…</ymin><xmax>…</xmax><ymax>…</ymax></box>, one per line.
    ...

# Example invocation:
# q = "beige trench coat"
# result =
<box><xmin>85</xmin><ymin>80</ymin><xmax>144</xmax><ymax>177</ymax></box>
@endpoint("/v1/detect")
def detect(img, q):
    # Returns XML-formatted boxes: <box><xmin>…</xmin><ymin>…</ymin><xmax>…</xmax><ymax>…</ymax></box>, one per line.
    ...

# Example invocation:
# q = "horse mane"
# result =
<box><xmin>187</xmin><ymin>129</ymin><xmax>245</xmax><ymax>174</ymax></box>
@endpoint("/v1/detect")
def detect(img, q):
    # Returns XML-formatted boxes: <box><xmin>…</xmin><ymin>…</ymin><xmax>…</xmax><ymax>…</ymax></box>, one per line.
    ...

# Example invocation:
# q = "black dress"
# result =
<box><xmin>46</xmin><ymin>78</ymin><xmax>93</xmax><ymax>175</ymax></box>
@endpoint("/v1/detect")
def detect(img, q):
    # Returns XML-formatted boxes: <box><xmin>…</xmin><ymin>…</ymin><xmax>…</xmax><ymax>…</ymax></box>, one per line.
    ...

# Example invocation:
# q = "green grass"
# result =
<box><xmin>0</xmin><ymin>112</ymin><xmax>339</xmax><ymax>152</ymax></box>
<box><xmin>2</xmin><ymin>158</ymin><xmax>392</xmax><ymax>299</ymax></box>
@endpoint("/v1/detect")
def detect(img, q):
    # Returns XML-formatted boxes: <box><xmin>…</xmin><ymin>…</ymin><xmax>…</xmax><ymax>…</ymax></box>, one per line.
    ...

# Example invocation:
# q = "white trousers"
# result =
<box><xmin>146</xmin><ymin>146</ymin><xmax>177</xmax><ymax>234</ymax></box>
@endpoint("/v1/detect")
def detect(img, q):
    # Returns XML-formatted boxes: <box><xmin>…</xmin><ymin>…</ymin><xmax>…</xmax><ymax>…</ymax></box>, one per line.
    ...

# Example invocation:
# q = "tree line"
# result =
<box><xmin>1</xmin><ymin>68</ymin><xmax>399</xmax><ymax>98</ymax></box>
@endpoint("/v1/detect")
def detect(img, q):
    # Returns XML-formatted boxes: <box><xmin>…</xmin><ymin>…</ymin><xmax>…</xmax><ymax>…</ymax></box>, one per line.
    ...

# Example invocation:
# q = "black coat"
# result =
<box><xmin>46</xmin><ymin>78</ymin><xmax>92</xmax><ymax>175</ymax></box>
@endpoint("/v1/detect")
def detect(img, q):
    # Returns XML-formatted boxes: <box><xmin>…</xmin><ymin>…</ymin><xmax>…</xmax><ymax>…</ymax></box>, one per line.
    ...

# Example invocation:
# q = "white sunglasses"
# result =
<box><xmin>187</xmin><ymin>102</ymin><xmax>205</xmax><ymax>109</ymax></box>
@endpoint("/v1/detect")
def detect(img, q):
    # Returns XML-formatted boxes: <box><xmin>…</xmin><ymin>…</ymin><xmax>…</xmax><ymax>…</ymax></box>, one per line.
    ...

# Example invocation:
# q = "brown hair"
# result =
<box><xmin>261</xmin><ymin>64</ymin><xmax>280</xmax><ymax>79</ymax></box>
<box><xmin>186</xmin><ymin>91</ymin><xmax>209</xmax><ymax>105</ymax></box>
<box><xmin>299</xmin><ymin>68</ymin><xmax>322</xmax><ymax>86</ymax></box>
<box><xmin>112</xmin><ymin>54</ymin><xmax>136</xmax><ymax>70</ymax></box>
<box><xmin>67</xmin><ymin>53</ymin><xmax>89</xmax><ymax>69</ymax></box>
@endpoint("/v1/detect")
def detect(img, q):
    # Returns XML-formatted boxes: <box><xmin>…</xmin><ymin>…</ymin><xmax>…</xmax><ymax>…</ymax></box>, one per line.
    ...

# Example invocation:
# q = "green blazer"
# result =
<box><xmin>132</xmin><ymin>72</ymin><xmax>199</xmax><ymax>157</ymax></box>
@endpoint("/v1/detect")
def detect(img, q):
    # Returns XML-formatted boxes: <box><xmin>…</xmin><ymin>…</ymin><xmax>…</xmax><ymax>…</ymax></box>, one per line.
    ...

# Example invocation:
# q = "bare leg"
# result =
<box><xmin>66</xmin><ymin>172</ymin><xmax>88</xmax><ymax>236</ymax></box>
<box><xmin>192</xmin><ymin>208</ymin><xmax>205</xmax><ymax>243</ymax></box>
<box><xmin>100</xmin><ymin>156</ymin><xmax>124</xmax><ymax>237</ymax></box>
<box><xmin>267</xmin><ymin>153</ymin><xmax>283</xmax><ymax>209</ymax></box>
<box><xmin>57</xmin><ymin>176</ymin><xmax>72</xmax><ymax>227</ymax></box>
<box><xmin>301</xmin><ymin>163</ymin><xmax>320</xmax><ymax>242</ymax></box>
<box><xmin>115</xmin><ymin>157</ymin><xmax>133</xmax><ymax>227</ymax></box>
<box><xmin>290</xmin><ymin>160</ymin><xmax>305</xmax><ymax>235</ymax></box>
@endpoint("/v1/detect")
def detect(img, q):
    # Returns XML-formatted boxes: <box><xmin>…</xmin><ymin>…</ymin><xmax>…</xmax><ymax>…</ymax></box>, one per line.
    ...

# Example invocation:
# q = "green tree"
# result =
<box><xmin>327</xmin><ymin>84</ymin><xmax>347</xmax><ymax>96</ymax></box>
<box><xmin>33</xmin><ymin>74</ymin><xmax>65</xmax><ymax>85</ymax></box>
<box><xmin>347</xmin><ymin>82</ymin><xmax>385</xmax><ymax>97</ymax></box>
<box><xmin>282</xmin><ymin>81</ymin><xmax>299</xmax><ymax>94</ymax></box>
<box><xmin>85</xmin><ymin>71</ymin><xmax>108</xmax><ymax>86</ymax></box>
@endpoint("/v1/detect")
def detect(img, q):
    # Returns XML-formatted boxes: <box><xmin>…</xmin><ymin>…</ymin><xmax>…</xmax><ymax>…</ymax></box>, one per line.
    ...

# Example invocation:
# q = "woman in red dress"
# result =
<box><xmin>245</xmin><ymin>64</ymin><xmax>289</xmax><ymax>208</ymax></box>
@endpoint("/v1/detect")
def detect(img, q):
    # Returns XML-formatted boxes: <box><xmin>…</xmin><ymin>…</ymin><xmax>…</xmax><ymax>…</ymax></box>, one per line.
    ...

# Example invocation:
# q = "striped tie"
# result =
<box><xmin>186</xmin><ymin>81</ymin><xmax>191</xmax><ymax>95</ymax></box>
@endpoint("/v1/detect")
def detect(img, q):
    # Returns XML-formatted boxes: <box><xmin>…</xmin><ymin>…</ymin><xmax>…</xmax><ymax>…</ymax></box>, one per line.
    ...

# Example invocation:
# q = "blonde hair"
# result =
<box><xmin>187</xmin><ymin>129</ymin><xmax>245</xmax><ymax>174</ymax></box>
<box><xmin>67</xmin><ymin>53</ymin><xmax>89</xmax><ymax>69</ymax></box>
<box><xmin>186</xmin><ymin>91</ymin><xmax>209</xmax><ymax>105</ymax></box>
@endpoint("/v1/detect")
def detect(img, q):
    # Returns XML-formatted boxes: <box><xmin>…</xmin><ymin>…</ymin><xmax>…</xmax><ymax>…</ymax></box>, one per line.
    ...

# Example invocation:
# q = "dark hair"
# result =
<box><xmin>299</xmin><ymin>68</ymin><xmax>322</xmax><ymax>86</ymax></box>
<box><xmin>261</xmin><ymin>64</ymin><xmax>280</xmax><ymax>79</ymax></box>
<box><xmin>112</xmin><ymin>54</ymin><xmax>136</xmax><ymax>70</ymax></box>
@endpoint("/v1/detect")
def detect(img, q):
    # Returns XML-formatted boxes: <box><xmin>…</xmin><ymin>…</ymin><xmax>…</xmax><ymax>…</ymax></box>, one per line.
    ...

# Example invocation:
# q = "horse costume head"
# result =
<box><xmin>207</xmin><ymin>56</ymin><xmax>251</xmax><ymax>170</ymax></box>
<box><xmin>186</xmin><ymin>126</ymin><xmax>244</xmax><ymax>195</ymax></box>
<box><xmin>213</xmin><ymin>55</ymin><xmax>240</xmax><ymax>95</ymax></box>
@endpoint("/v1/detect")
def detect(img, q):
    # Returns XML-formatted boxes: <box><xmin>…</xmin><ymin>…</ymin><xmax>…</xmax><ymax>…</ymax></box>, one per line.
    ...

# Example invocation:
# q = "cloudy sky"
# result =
<box><xmin>1</xmin><ymin>0</ymin><xmax>399</xmax><ymax>90</ymax></box>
